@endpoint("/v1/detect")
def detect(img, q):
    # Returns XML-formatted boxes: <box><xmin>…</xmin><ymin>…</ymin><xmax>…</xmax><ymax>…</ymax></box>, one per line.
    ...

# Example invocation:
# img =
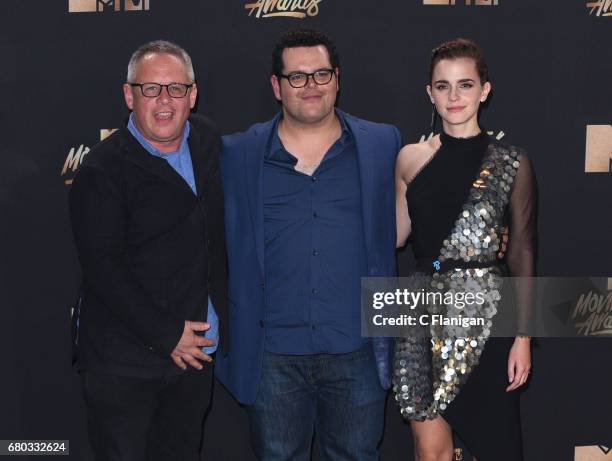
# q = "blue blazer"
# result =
<box><xmin>215</xmin><ymin>110</ymin><xmax>401</xmax><ymax>404</ymax></box>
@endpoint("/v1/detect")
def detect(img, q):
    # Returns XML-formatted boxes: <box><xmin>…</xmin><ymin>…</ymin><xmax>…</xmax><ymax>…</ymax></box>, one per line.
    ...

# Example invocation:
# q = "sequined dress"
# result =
<box><xmin>394</xmin><ymin>131</ymin><xmax>536</xmax><ymax>461</ymax></box>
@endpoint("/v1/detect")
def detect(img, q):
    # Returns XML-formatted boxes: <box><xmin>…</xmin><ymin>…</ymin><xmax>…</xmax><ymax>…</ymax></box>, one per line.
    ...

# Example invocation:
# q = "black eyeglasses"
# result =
<box><xmin>279</xmin><ymin>69</ymin><xmax>335</xmax><ymax>88</ymax></box>
<box><xmin>128</xmin><ymin>82</ymin><xmax>194</xmax><ymax>98</ymax></box>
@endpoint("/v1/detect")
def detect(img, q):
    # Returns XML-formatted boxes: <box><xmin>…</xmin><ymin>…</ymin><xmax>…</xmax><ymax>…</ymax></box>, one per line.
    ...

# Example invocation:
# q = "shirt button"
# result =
<box><xmin>312</xmin><ymin>288</ymin><xmax>318</xmax><ymax>295</ymax></box>
<box><xmin>312</xmin><ymin>250</ymin><xmax>319</xmax><ymax>256</ymax></box>
<box><xmin>312</xmin><ymin>176</ymin><xmax>317</xmax><ymax>182</ymax></box>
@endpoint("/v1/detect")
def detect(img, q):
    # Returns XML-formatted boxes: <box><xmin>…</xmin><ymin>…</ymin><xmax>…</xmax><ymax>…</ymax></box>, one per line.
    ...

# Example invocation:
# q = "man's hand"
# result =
<box><xmin>171</xmin><ymin>320</ymin><xmax>215</xmax><ymax>370</ymax></box>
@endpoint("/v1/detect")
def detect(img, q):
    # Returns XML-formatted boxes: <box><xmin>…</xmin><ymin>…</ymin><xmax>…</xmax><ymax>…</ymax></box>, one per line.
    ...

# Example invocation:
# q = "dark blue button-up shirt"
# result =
<box><xmin>262</xmin><ymin>112</ymin><xmax>368</xmax><ymax>354</ymax></box>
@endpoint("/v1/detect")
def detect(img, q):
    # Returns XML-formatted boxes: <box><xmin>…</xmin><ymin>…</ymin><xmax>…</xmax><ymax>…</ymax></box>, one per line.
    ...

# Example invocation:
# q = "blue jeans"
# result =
<box><xmin>246</xmin><ymin>345</ymin><xmax>386</xmax><ymax>461</ymax></box>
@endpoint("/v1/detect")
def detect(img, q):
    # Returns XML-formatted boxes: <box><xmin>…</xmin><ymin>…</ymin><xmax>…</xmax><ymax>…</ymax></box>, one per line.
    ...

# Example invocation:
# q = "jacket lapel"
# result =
<box><xmin>244</xmin><ymin>115</ymin><xmax>280</xmax><ymax>278</ymax></box>
<box><xmin>343</xmin><ymin>111</ymin><xmax>374</xmax><ymax>268</ymax></box>
<box><xmin>122</xmin><ymin>129</ymin><xmax>192</xmax><ymax>193</ymax></box>
<box><xmin>186</xmin><ymin>124</ymin><xmax>208</xmax><ymax>197</ymax></box>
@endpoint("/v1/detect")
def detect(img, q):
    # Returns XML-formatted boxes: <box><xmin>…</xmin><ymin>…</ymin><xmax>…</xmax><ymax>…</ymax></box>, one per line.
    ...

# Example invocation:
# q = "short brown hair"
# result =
<box><xmin>429</xmin><ymin>38</ymin><xmax>489</xmax><ymax>84</ymax></box>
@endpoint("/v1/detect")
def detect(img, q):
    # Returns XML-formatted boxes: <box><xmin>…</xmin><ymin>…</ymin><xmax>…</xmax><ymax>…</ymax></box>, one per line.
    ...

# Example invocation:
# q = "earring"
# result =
<box><xmin>430</xmin><ymin>104</ymin><xmax>437</xmax><ymax>132</ymax></box>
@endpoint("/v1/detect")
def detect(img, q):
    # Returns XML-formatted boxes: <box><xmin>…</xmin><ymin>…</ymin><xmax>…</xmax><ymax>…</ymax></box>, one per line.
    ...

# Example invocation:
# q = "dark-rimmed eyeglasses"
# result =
<box><xmin>128</xmin><ymin>82</ymin><xmax>194</xmax><ymax>98</ymax></box>
<box><xmin>279</xmin><ymin>69</ymin><xmax>335</xmax><ymax>88</ymax></box>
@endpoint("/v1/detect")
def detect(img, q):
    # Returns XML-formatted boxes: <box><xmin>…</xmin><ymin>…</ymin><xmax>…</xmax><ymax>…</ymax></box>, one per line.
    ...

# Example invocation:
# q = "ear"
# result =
<box><xmin>123</xmin><ymin>83</ymin><xmax>134</xmax><ymax>110</ymax></box>
<box><xmin>481</xmin><ymin>81</ymin><xmax>492</xmax><ymax>102</ymax></box>
<box><xmin>189</xmin><ymin>83</ymin><xmax>198</xmax><ymax>109</ymax></box>
<box><xmin>426</xmin><ymin>85</ymin><xmax>434</xmax><ymax>104</ymax></box>
<box><xmin>271</xmin><ymin>74</ymin><xmax>282</xmax><ymax>101</ymax></box>
<box><xmin>335</xmin><ymin>67</ymin><xmax>340</xmax><ymax>91</ymax></box>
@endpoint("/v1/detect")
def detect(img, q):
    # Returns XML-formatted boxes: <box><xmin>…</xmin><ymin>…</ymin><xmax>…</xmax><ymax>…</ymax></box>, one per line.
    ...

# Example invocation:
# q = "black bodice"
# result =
<box><xmin>407</xmin><ymin>131</ymin><xmax>491</xmax><ymax>259</ymax></box>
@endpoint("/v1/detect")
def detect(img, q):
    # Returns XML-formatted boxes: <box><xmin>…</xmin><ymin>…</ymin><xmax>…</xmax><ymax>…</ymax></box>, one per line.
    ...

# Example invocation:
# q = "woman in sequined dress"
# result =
<box><xmin>394</xmin><ymin>39</ymin><xmax>536</xmax><ymax>461</ymax></box>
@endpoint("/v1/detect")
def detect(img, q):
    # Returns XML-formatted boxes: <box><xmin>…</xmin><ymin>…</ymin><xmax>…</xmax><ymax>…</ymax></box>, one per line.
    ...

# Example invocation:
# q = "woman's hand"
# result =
<box><xmin>506</xmin><ymin>336</ymin><xmax>531</xmax><ymax>392</ymax></box>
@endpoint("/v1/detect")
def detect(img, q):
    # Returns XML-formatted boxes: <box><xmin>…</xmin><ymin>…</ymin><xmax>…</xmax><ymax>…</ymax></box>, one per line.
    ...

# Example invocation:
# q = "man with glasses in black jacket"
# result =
<box><xmin>69</xmin><ymin>40</ymin><xmax>227</xmax><ymax>461</ymax></box>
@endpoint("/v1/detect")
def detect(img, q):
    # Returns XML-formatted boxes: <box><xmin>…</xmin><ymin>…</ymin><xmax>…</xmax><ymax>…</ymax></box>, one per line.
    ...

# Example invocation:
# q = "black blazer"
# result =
<box><xmin>69</xmin><ymin>114</ymin><xmax>228</xmax><ymax>378</ymax></box>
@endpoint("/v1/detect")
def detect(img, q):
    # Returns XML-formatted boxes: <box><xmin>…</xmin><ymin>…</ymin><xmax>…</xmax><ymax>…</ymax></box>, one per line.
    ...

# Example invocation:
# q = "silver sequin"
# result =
<box><xmin>393</xmin><ymin>142</ymin><xmax>521</xmax><ymax>421</ymax></box>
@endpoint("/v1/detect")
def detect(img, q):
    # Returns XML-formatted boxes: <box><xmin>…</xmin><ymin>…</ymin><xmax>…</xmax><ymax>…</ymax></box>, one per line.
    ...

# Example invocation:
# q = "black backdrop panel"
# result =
<box><xmin>1</xmin><ymin>1</ymin><xmax>610</xmax><ymax>460</ymax></box>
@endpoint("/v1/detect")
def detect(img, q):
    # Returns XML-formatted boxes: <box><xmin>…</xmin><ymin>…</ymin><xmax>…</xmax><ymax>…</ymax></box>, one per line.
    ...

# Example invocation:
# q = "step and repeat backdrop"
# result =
<box><xmin>1</xmin><ymin>1</ymin><xmax>610</xmax><ymax>460</ymax></box>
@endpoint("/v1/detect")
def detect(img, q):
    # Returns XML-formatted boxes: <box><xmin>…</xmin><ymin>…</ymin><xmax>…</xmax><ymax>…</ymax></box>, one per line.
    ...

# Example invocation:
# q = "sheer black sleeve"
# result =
<box><xmin>506</xmin><ymin>151</ymin><xmax>537</xmax><ymax>336</ymax></box>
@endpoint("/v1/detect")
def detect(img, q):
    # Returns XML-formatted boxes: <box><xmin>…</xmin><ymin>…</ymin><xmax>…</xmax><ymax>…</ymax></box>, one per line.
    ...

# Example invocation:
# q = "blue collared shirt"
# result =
<box><xmin>262</xmin><ymin>111</ymin><xmax>369</xmax><ymax>354</ymax></box>
<box><xmin>127</xmin><ymin>114</ymin><xmax>218</xmax><ymax>354</ymax></box>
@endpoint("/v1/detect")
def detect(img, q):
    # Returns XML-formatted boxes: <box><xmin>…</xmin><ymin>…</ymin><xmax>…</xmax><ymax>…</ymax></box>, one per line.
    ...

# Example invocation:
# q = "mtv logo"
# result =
<box><xmin>62</xmin><ymin>145</ymin><xmax>90</xmax><ymax>184</ymax></box>
<box><xmin>575</xmin><ymin>445</ymin><xmax>612</xmax><ymax>461</ymax></box>
<box><xmin>61</xmin><ymin>128</ymin><xmax>117</xmax><ymax>185</ymax></box>
<box><xmin>68</xmin><ymin>0</ymin><xmax>149</xmax><ymax>13</ymax></box>
<box><xmin>68</xmin><ymin>0</ymin><xmax>117</xmax><ymax>12</ymax></box>
<box><xmin>123</xmin><ymin>0</ymin><xmax>150</xmax><ymax>11</ymax></box>
<box><xmin>585</xmin><ymin>125</ymin><xmax>612</xmax><ymax>172</ymax></box>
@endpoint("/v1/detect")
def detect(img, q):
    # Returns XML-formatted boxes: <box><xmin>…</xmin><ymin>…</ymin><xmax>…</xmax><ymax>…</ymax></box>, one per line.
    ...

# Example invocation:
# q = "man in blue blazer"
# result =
<box><xmin>215</xmin><ymin>29</ymin><xmax>400</xmax><ymax>460</ymax></box>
